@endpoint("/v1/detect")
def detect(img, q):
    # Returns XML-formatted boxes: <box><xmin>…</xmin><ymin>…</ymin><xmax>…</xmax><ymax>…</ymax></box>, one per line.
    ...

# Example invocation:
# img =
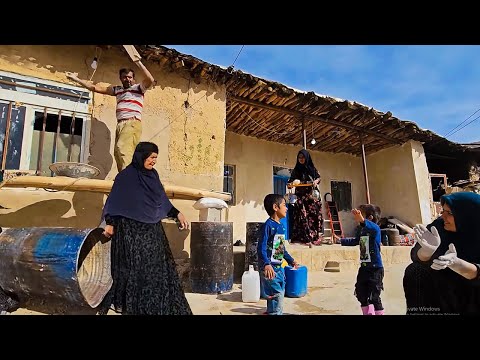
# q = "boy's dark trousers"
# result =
<box><xmin>354</xmin><ymin>266</ymin><xmax>384</xmax><ymax>312</ymax></box>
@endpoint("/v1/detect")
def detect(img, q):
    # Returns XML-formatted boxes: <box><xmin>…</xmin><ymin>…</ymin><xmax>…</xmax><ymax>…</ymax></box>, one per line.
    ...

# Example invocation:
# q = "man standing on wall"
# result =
<box><xmin>66</xmin><ymin>58</ymin><xmax>155</xmax><ymax>172</ymax></box>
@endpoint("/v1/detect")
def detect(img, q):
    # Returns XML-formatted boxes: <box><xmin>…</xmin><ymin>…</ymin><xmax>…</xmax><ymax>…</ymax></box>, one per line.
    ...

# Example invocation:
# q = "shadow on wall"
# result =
<box><xmin>0</xmin><ymin>197</ymin><xmax>104</xmax><ymax>228</ymax></box>
<box><xmin>237</xmin><ymin>198</ymin><xmax>265</xmax><ymax>209</ymax></box>
<box><xmin>67</xmin><ymin>116</ymin><xmax>113</xmax><ymax>228</ymax></box>
<box><xmin>162</xmin><ymin>221</ymin><xmax>189</xmax><ymax>259</ymax></box>
<box><xmin>0</xmin><ymin>199</ymin><xmax>71</xmax><ymax>227</ymax></box>
<box><xmin>64</xmin><ymin>116</ymin><xmax>113</xmax><ymax>228</ymax></box>
<box><xmin>88</xmin><ymin>117</ymin><xmax>113</xmax><ymax>180</ymax></box>
<box><xmin>72</xmin><ymin>191</ymin><xmax>106</xmax><ymax>227</ymax></box>
<box><xmin>235</xmin><ymin>184</ymin><xmax>268</xmax><ymax>209</ymax></box>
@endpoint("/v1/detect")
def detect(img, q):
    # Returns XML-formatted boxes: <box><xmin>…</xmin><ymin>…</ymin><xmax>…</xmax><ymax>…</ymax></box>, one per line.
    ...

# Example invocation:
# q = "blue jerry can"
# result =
<box><xmin>284</xmin><ymin>265</ymin><xmax>308</xmax><ymax>298</ymax></box>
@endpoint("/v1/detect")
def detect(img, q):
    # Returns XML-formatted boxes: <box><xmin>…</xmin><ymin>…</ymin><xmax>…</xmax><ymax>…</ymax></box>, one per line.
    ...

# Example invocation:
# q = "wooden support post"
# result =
<box><xmin>359</xmin><ymin>132</ymin><xmax>371</xmax><ymax>204</ymax></box>
<box><xmin>302</xmin><ymin>118</ymin><xmax>307</xmax><ymax>149</ymax></box>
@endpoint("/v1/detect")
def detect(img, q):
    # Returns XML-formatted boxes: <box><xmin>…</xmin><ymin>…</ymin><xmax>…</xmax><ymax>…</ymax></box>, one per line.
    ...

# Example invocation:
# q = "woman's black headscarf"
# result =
<box><xmin>102</xmin><ymin>142</ymin><xmax>174</xmax><ymax>224</ymax></box>
<box><xmin>428</xmin><ymin>192</ymin><xmax>480</xmax><ymax>264</ymax></box>
<box><xmin>289</xmin><ymin>149</ymin><xmax>320</xmax><ymax>182</ymax></box>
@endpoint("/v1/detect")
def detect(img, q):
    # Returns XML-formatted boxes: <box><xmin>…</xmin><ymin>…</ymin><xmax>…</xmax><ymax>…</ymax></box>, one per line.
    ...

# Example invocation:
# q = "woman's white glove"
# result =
<box><xmin>430</xmin><ymin>243</ymin><xmax>479</xmax><ymax>280</ymax></box>
<box><xmin>414</xmin><ymin>224</ymin><xmax>441</xmax><ymax>259</ymax></box>
<box><xmin>431</xmin><ymin>243</ymin><xmax>458</xmax><ymax>270</ymax></box>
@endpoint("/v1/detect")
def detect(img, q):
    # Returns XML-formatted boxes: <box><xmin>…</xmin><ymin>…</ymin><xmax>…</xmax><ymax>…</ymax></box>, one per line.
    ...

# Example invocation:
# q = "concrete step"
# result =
<box><xmin>232</xmin><ymin>243</ymin><xmax>412</xmax><ymax>280</ymax></box>
<box><xmin>285</xmin><ymin>243</ymin><xmax>412</xmax><ymax>272</ymax></box>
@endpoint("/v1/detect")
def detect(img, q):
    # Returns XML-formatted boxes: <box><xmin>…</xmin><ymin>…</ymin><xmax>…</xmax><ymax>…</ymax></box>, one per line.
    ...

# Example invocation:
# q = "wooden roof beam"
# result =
<box><xmin>229</xmin><ymin>95</ymin><xmax>403</xmax><ymax>145</ymax></box>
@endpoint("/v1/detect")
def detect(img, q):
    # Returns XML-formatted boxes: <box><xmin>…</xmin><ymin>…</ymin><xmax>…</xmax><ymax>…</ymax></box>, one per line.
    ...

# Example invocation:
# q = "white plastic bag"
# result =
<box><xmin>193</xmin><ymin>197</ymin><xmax>228</xmax><ymax>210</ymax></box>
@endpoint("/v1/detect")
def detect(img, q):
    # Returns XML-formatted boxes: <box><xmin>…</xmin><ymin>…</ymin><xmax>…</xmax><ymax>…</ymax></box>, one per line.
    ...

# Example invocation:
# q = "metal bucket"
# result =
<box><xmin>285</xmin><ymin>193</ymin><xmax>297</xmax><ymax>204</ymax></box>
<box><xmin>0</xmin><ymin>227</ymin><xmax>112</xmax><ymax>309</ymax></box>
<box><xmin>49</xmin><ymin>162</ymin><xmax>100</xmax><ymax>179</ymax></box>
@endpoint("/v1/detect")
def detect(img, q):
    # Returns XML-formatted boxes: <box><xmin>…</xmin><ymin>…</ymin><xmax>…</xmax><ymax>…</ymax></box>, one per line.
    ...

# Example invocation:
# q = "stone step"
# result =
<box><xmin>285</xmin><ymin>243</ymin><xmax>412</xmax><ymax>272</ymax></box>
<box><xmin>324</xmin><ymin>260</ymin><xmax>356</xmax><ymax>272</ymax></box>
<box><xmin>232</xmin><ymin>243</ymin><xmax>412</xmax><ymax>280</ymax></box>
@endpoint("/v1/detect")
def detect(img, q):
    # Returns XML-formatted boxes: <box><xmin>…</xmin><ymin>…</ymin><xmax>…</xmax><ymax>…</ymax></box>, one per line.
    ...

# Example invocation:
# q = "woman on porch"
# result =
<box><xmin>288</xmin><ymin>149</ymin><xmax>324</xmax><ymax>246</ymax></box>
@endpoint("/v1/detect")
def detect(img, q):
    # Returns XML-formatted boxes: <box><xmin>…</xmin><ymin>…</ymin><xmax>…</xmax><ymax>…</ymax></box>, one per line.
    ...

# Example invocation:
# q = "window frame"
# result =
<box><xmin>223</xmin><ymin>164</ymin><xmax>236</xmax><ymax>205</ymax></box>
<box><xmin>28</xmin><ymin>107</ymin><xmax>88</xmax><ymax>173</ymax></box>
<box><xmin>0</xmin><ymin>71</ymin><xmax>91</xmax><ymax>173</ymax></box>
<box><xmin>273</xmin><ymin>165</ymin><xmax>293</xmax><ymax>196</ymax></box>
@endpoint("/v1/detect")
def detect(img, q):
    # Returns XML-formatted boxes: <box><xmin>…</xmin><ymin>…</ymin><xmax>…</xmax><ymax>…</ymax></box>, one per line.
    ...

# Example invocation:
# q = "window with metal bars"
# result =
<box><xmin>0</xmin><ymin>102</ymin><xmax>87</xmax><ymax>175</ymax></box>
<box><xmin>0</xmin><ymin>71</ymin><xmax>90</xmax><ymax>175</ymax></box>
<box><xmin>29</xmin><ymin>110</ymin><xmax>84</xmax><ymax>175</ymax></box>
<box><xmin>0</xmin><ymin>101</ymin><xmax>26</xmax><ymax>170</ymax></box>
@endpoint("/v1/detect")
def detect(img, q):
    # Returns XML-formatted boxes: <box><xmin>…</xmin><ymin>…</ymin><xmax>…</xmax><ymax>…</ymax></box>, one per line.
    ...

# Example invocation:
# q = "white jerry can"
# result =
<box><xmin>242</xmin><ymin>265</ymin><xmax>260</xmax><ymax>302</ymax></box>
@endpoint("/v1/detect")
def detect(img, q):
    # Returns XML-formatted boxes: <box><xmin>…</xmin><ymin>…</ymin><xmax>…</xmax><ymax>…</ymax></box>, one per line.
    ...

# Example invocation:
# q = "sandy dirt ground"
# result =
<box><xmin>9</xmin><ymin>263</ymin><xmax>408</xmax><ymax>315</ymax></box>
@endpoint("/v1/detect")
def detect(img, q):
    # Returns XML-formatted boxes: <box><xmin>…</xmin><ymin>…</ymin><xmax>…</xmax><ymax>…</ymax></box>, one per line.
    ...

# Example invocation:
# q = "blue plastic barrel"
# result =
<box><xmin>284</xmin><ymin>265</ymin><xmax>308</xmax><ymax>297</ymax></box>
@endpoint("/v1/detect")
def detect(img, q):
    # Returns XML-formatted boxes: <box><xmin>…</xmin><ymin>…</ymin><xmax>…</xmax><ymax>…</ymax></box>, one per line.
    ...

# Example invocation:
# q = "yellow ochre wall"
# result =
<box><xmin>0</xmin><ymin>45</ymin><xmax>227</xmax><ymax>258</ymax></box>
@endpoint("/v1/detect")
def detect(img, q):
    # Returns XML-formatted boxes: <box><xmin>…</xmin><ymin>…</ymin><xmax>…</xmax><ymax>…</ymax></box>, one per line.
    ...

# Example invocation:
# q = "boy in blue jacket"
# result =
<box><xmin>341</xmin><ymin>205</ymin><xmax>384</xmax><ymax>315</ymax></box>
<box><xmin>258</xmin><ymin>194</ymin><xmax>298</xmax><ymax>315</ymax></box>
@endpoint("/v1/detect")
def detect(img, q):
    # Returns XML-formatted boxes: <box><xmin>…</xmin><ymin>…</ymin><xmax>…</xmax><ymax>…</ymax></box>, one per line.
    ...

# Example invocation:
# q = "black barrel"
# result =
<box><xmin>386</xmin><ymin>228</ymin><xmax>401</xmax><ymax>246</ymax></box>
<box><xmin>244</xmin><ymin>222</ymin><xmax>263</xmax><ymax>271</ymax></box>
<box><xmin>190</xmin><ymin>222</ymin><xmax>233</xmax><ymax>294</ymax></box>
<box><xmin>0</xmin><ymin>227</ymin><xmax>112</xmax><ymax>309</ymax></box>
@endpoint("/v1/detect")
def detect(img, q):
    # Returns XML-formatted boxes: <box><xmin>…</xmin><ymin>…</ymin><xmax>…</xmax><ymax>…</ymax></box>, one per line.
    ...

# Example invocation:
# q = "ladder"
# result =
<box><xmin>324</xmin><ymin>192</ymin><xmax>344</xmax><ymax>242</ymax></box>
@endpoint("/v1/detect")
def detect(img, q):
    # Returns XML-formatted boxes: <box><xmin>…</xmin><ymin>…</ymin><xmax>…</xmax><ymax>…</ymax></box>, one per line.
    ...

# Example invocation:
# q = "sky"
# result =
<box><xmin>166</xmin><ymin>45</ymin><xmax>480</xmax><ymax>144</ymax></box>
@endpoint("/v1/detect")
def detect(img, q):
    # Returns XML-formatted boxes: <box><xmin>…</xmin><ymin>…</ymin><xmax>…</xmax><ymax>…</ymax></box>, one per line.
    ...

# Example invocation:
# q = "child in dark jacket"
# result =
<box><xmin>257</xmin><ymin>194</ymin><xmax>298</xmax><ymax>315</ymax></box>
<box><xmin>340</xmin><ymin>205</ymin><xmax>384</xmax><ymax>315</ymax></box>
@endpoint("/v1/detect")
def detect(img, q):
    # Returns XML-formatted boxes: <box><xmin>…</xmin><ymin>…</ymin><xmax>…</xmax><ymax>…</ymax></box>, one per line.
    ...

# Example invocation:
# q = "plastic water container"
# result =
<box><xmin>284</xmin><ymin>265</ymin><xmax>308</xmax><ymax>298</ymax></box>
<box><xmin>242</xmin><ymin>265</ymin><xmax>260</xmax><ymax>302</ymax></box>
